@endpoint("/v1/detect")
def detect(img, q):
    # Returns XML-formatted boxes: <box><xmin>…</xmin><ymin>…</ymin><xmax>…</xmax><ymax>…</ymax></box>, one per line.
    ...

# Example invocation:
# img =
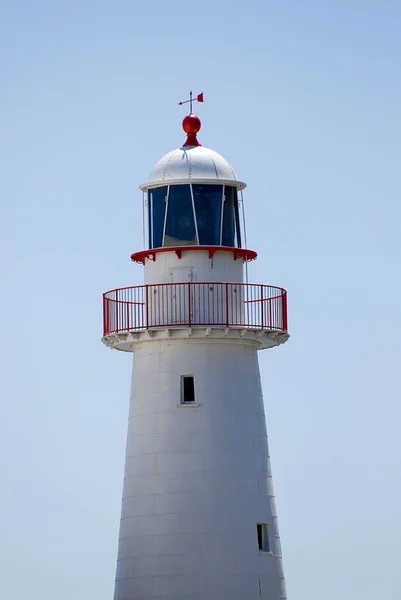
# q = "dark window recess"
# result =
<box><xmin>148</xmin><ymin>186</ymin><xmax>167</xmax><ymax>249</ymax></box>
<box><xmin>257</xmin><ymin>523</ymin><xmax>270</xmax><ymax>552</ymax></box>
<box><xmin>182</xmin><ymin>376</ymin><xmax>195</xmax><ymax>403</ymax></box>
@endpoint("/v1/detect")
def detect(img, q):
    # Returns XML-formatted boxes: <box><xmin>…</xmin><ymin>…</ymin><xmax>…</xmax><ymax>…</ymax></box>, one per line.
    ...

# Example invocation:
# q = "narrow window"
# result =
<box><xmin>181</xmin><ymin>376</ymin><xmax>195</xmax><ymax>404</ymax></box>
<box><xmin>257</xmin><ymin>523</ymin><xmax>270</xmax><ymax>552</ymax></box>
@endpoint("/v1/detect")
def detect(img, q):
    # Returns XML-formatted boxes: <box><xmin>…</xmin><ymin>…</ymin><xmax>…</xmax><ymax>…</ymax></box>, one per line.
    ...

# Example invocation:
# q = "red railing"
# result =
<box><xmin>103</xmin><ymin>282</ymin><xmax>288</xmax><ymax>336</ymax></box>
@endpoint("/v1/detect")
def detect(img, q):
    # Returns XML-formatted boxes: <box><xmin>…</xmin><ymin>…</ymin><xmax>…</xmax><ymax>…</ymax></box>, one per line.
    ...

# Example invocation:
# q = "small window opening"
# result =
<box><xmin>257</xmin><ymin>523</ymin><xmax>270</xmax><ymax>552</ymax></box>
<box><xmin>181</xmin><ymin>376</ymin><xmax>195</xmax><ymax>404</ymax></box>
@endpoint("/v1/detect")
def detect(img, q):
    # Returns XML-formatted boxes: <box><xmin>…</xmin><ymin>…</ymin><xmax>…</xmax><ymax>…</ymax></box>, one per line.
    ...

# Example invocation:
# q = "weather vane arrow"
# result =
<box><xmin>178</xmin><ymin>91</ymin><xmax>204</xmax><ymax>113</ymax></box>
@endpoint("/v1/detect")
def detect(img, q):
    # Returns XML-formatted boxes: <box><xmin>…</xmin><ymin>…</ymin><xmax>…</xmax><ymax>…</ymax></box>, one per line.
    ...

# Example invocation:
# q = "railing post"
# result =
<box><xmin>103</xmin><ymin>294</ymin><xmax>107</xmax><ymax>336</ymax></box>
<box><xmin>188</xmin><ymin>281</ymin><xmax>192</xmax><ymax>327</ymax></box>
<box><xmin>260</xmin><ymin>285</ymin><xmax>264</xmax><ymax>329</ymax></box>
<box><xmin>282</xmin><ymin>290</ymin><xmax>288</xmax><ymax>331</ymax></box>
<box><xmin>225</xmin><ymin>282</ymin><xmax>229</xmax><ymax>327</ymax></box>
<box><xmin>269</xmin><ymin>298</ymin><xmax>273</xmax><ymax>330</ymax></box>
<box><xmin>115</xmin><ymin>290</ymin><xmax>119</xmax><ymax>333</ymax></box>
<box><xmin>145</xmin><ymin>285</ymin><xmax>149</xmax><ymax>329</ymax></box>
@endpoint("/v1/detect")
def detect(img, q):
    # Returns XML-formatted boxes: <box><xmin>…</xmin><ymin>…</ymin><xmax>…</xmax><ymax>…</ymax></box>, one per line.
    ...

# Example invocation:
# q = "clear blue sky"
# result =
<box><xmin>1</xmin><ymin>1</ymin><xmax>400</xmax><ymax>598</ymax></box>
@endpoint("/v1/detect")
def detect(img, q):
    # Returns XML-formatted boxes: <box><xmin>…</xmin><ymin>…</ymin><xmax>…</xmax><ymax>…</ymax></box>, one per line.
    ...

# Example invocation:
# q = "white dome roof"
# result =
<box><xmin>140</xmin><ymin>145</ymin><xmax>246</xmax><ymax>191</ymax></box>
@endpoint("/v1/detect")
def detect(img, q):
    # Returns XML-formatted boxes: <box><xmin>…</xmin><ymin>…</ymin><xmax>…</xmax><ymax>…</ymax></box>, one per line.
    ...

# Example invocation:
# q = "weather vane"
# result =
<box><xmin>178</xmin><ymin>91</ymin><xmax>204</xmax><ymax>113</ymax></box>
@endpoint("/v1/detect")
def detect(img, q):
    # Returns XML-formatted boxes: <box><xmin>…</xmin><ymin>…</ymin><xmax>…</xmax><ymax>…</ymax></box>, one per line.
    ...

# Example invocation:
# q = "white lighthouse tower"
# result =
<box><xmin>102</xmin><ymin>95</ymin><xmax>289</xmax><ymax>600</ymax></box>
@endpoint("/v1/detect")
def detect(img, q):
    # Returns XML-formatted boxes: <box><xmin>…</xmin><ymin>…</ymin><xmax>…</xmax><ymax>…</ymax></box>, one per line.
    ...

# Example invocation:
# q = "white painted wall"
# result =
<box><xmin>144</xmin><ymin>249</ymin><xmax>244</xmax><ymax>285</ymax></box>
<box><xmin>114</xmin><ymin>339</ymin><xmax>287</xmax><ymax>600</ymax></box>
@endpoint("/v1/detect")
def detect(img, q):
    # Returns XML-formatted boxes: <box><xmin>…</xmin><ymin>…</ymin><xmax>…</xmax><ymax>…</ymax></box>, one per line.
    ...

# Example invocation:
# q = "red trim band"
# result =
<box><xmin>131</xmin><ymin>246</ymin><xmax>257</xmax><ymax>265</ymax></box>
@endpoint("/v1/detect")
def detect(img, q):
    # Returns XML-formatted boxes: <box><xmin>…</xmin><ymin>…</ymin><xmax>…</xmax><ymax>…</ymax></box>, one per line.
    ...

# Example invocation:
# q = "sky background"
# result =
<box><xmin>1</xmin><ymin>0</ymin><xmax>401</xmax><ymax>598</ymax></box>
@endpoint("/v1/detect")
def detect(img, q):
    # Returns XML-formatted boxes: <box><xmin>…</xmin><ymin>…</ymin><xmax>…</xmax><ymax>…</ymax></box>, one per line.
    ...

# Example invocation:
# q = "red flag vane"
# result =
<box><xmin>178</xmin><ymin>91</ymin><xmax>204</xmax><ymax>113</ymax></box>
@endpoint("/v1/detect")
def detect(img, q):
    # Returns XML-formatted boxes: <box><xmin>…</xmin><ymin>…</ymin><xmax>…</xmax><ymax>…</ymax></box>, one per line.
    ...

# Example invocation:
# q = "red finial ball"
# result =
<box><xmin>182</xmin><ymin>113</ymin><xmax>201</xmax><ymax>134</ymax></box>
<box><xmin>182</xmin><ymin>114</ymin><xmax>201</xmax><ymax>147</ymax></box>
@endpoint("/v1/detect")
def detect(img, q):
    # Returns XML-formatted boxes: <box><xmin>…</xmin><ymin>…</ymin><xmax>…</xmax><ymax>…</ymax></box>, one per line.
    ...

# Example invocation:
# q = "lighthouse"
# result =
<box><xmin>102</xmin><ymin>95</ymin><xmax>289</xmax><ymax>600</ymax></box>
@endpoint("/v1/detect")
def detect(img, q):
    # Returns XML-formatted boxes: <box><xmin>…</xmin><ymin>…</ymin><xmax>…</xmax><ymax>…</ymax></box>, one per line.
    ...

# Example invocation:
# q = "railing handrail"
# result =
<box><xmin>102</xmin><ymin>281</ymin><xmax>288</xmax><ymax>336</ymax></box>
<box><xmin>103</xmin><ymin>281</ymin><xmax>286</xmax><ymax>298</ymax></box>
<box><xmin>103</xmin><ymin>298</ymin><xmax>146</xmax><ymax>306</ymax></box>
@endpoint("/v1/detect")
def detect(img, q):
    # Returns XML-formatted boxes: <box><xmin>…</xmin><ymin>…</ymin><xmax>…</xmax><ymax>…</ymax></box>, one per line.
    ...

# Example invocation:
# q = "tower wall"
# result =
<box><xmin>114</xmin><ymin>339</ymin><xmax>286</xmax><ymax>600</ymax></box>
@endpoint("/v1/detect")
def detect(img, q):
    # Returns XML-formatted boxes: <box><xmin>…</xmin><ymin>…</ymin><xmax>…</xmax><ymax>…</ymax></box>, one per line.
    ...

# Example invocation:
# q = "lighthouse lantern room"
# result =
<box><xmin>102</xmin><ymin>95</ymin><xmax>289</xmax><ymax>600</ymax></box>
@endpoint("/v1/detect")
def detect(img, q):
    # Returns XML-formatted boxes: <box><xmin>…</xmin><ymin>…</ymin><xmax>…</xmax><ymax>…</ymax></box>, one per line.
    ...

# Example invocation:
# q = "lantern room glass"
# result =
<box><xmin>148</xmin><ymin>186</ymin><xmax>167</xmax><ymax>249</ymax></box>
<box><xmin>193</xmin><ymin>184</ymin><xmax>223</xmax><ymax>245</ymax></box>
<box><xmin>222</xmin><ymin>186</ymin><xmax>241</xmax><ymax>248</ymax></box>
<box><xmin>147</xmin><ymin>183</ymin><xmax>242</xmax><ymax>249</ymax></box>
<box><xmin>164</xmin><ymin>184</ymin><xmax>196</xmax><ymax>246</ymax></box>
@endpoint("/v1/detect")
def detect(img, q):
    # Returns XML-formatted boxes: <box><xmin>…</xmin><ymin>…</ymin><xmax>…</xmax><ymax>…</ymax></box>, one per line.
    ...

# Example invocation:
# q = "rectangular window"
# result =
<box><xmin>181</xmin><ymin>375</ymin><xmax>195</xmax><ymax>403</ymax></box>
<box><xmin>257</xmin><ymin>523</ymin><xmax>270</xmax><ymax>552</ymax></box>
